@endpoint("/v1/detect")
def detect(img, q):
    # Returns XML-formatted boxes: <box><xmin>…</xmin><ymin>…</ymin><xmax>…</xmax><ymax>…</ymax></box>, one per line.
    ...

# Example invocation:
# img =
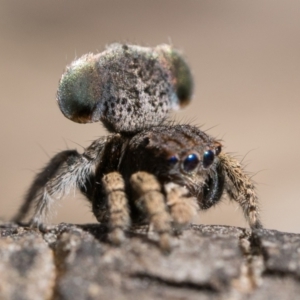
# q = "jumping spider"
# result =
<box><xmin>14</xmin><ymin>43</ymin><xmax>262</xmax><ymax>251</ymax></box>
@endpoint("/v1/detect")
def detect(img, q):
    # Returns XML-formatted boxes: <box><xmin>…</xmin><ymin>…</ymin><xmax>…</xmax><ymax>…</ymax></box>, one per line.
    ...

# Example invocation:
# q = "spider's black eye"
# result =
<box><xmin>167</xmin><ymin>155</ymin><xmax>179</xmax><ymax>166</ymax></box>
<box><xmin>182</xmin><ymin>153</ymin><xmax>199</xmax><ymax>172</ymax></box>
<box><xmin>215</xmin><ymin>145</ymin><xmax>222</xmax><ymax>156</ymax></box>
<box><xmin>203</xmin><ymin>150</ymin><xmax>215</xmax><ymax>168</ymax></box>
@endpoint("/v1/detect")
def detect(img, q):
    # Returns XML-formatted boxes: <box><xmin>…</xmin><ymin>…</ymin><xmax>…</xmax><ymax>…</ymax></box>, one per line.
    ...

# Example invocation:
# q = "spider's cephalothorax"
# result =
<box><xmin>14</xmin><ymin>43</ymin><xmax>262</xmax><ymax>251</ymax></box>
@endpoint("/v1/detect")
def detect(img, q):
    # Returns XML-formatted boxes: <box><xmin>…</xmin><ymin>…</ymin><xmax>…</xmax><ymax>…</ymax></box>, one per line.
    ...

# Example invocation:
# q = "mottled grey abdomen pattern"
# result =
<box><xmin>57</xmin><ymin>43</ymin><xmax>193</xmax><ymax>133</ymax></box>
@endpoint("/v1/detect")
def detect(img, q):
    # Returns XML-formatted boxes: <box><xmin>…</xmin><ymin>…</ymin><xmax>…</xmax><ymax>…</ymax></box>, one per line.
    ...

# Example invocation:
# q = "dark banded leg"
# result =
<box><xmin>130</xmin><ymin>171</ymin><xmax>172</xmax><ymax>252</ymax></box>
<box><xmin>102</xmin><ymin>172</ymin><xmax>130</xmax><ymax>245</ymax></box>
<box><xmin>219</xmin><ymin>153</ymin><xmax>263</xmax><ymax>229</ymax></box>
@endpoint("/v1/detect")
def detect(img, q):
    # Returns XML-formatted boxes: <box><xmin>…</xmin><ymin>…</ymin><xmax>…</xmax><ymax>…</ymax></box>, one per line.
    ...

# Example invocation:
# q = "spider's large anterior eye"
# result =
<box><xmin>182</xmin><ymin>153</ymin><xmax>199</xmax><ymax>172</ymax></box>
<box><xmin>203</xmin><ymin>150</ymin><xmax>215</xmax><ymax>168</ymax></box>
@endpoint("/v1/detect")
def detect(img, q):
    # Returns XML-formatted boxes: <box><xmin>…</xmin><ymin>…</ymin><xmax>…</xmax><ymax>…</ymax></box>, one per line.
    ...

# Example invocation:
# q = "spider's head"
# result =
<box><xmin>162</xmin><ymin>142</ymin><xmax>224</xmax><ymax>209</ymax></box>
<box><xmin>126</xmin><ymin>124</ymin><xmax>224</xmax><ymax>208</ymax></box>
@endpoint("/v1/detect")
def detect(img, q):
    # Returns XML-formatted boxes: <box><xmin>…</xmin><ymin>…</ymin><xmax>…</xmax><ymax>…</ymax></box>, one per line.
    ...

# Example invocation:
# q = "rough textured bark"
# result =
<box><xmin>0</xmin><ymin>221</ymin><xmax>299</xmax><ymax>300</ymax></box>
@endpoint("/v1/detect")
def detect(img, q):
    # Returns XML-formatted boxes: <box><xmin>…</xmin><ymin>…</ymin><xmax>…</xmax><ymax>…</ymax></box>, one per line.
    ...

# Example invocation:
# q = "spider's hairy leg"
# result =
<box><xmin>12</xmin><ymin>150</ymin><xmax>80</xmax><ymax>224</ymax></box>
<box><xmin>102</xmin><ymin>172</ymin><xmax>130</xmax><ymax>245</ymax></box>
<box><xmin>164</xmin><ymin>182</ymin><xmax>198</xmax><ymax>232</ymax></box>
<box><xmin>130</xmin><ymin>172</ymin><xmax>172</xmax><ymax>252</ymax></box>
<box><xmin>13</xmin><ymin>137</ymin><xmax>107</xmax><ymax>226</ymax></box>
<box><xmin>218</xmin><ymin>152</ymin><xmax>263</xmax><ymax>229</ymax></box>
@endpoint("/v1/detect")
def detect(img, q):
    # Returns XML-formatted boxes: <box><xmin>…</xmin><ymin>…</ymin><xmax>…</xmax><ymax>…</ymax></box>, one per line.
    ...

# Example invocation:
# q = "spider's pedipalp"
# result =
<box><xmin>164</xmin><ymin>182</ymin><xmax>198</xmax><ymax>232</ymax></box>
<box><xmin>218</xmin><ymin>152</ymin><xmax>262</xmax><ymax>229</ymax></box>
<box><xmin>102</xmin><ymin>172</ymin><xmax>130</xmax><ymax>245</ymax></box>
<box><xmin>130</xmin><ymin>171</ymin><xmax>172</xmax><ymax>252</ymax></box>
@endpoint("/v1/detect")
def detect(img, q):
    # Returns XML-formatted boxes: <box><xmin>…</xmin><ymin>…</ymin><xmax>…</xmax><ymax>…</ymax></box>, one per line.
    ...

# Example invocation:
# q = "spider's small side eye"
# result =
<box><xmin>167</xmin><ymin>155</ymin><xmax>179</xmax><ymax>166</ymax></box>
<box><xmin>142</xmin><ymin>137</ymin><xmax>150</xmax><ymax>147</ymax></box>
<box><xmin>182</xmin><ymin>153</ymin><xmax>199</xmax><ymax>172</ymax></box>
<box><xmin>215</xmin><ymin>145</ymin><xmax>222</xmax><ymax>156</ymax></box>
<box><xmin>203</xmin><ymin>150</ymin><xmax>215</xmax><ymax>168</ymax></box>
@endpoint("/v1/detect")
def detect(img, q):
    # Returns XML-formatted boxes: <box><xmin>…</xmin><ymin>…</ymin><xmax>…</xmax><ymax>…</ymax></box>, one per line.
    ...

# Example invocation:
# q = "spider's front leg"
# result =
<box><xmin>129</xmin><ymin>172</ymin><xmax>198</xmax><ymax>251</ymax></box>
<box><xmin>101</xmin><ymin>172</ymin><xmax>130</xmax><ymax>245</ymax></box>
<box><xmin>218</xmin><ymin>152</ymin><xmax>263</xmax><ymax>229</ymax></box>
<box><xmin>130</xmin><ymin>172</ymin><xmax>173</xmax><ymax>252</ymax></box>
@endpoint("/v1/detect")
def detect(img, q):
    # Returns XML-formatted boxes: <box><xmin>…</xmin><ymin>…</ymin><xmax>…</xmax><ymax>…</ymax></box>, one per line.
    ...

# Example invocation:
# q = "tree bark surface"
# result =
<box><xmin>0</xmin><ymin>221</ymin><xmax>299</xmax><ymax>300</ymax></box>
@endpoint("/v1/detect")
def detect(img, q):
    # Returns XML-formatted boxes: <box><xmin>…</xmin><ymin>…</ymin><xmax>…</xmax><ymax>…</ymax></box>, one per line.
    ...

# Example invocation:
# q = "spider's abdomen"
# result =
<box><xmin>57</xmin><ymin>44</ymin><xmax>193</xmax><ymax>133</ymax></box>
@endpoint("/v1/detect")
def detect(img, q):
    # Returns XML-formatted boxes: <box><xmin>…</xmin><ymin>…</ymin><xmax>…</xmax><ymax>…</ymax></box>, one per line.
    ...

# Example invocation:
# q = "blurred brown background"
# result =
<box><xmin>1</xmin><ymin>0</ymin><xmax>299</xmax><ymax>232</ymax></box>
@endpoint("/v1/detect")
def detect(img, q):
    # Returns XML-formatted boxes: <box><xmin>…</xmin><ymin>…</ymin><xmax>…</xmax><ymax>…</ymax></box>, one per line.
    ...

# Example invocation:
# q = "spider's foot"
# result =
<box><xmin>250</xmin><ymin>219</ymin><xmax>263</xmax><ymax>230</ymax></box>
<box><xmin>29</xmin><ymin>220</ymin><xmax>56</xmax><ymax>233</ymax></box>
<box><xmin>108</xmin><ymin>227</ymin><xmax>126</xmax><ymax>245</ymax></box>
<box><xmin>29</xmin><ymin>218</ymin><xmax>41</xmax><ymax>229</ymax></box>
<box><xmin>158</xmin><ymin>232</ymin><xmax>172</xmax><ymax>254</ymax></box>
<box><xmin>171</xmin><ymin>215</ymin><xmax>193</xmax><ymax>234</ymax></box>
